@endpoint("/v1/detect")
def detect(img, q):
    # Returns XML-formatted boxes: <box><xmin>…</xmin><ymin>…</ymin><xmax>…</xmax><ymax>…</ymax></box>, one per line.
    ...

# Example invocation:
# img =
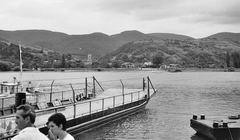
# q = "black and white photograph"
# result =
<box><xmin>0</xmin><ymin>0</ymin><xmax>240</xmax><ymax>140</ymax></box>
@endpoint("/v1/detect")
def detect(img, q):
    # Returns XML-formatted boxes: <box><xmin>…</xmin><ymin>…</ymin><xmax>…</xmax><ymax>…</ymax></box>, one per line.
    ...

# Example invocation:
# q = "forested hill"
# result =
<box><xmin>100</xmin><ymin>38</ymin><xmax>240</xmax><ymax>68</ymax></box>
<box><xmin>0</xmin><ymin>40</ymin><xmax>70</xmax><ymax>69</ymax></box>
<box><xmin>1</xmin><ymin>29</ymin><xmax>240</xmax><ymax>61</ymax></box>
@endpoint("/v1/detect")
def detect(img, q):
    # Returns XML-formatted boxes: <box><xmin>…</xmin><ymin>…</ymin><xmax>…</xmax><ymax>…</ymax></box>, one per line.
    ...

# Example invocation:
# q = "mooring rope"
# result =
<box><xmin>227</xmin><ymin>127</ymin><xmax>234</xmax><ymax>140</ymax></box>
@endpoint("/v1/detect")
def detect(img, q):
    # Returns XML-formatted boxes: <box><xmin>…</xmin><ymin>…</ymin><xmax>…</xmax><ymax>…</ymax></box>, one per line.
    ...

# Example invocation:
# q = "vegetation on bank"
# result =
<box><xmin>1</xmin><ymin>37</ymin><xmax>240</xmax><ymax>72</ymax></box>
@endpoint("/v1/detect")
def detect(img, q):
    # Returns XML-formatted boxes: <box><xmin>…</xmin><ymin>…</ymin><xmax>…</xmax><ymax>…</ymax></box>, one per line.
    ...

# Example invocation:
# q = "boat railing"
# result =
<box><xmin>0</xmin><ymin>76</ymin><xmax>156</xmax><ymax>138</ymax></box>
<box><xmin>64</xmin><ymin>89</ymin><xmax>146</xmax><ymax>120</ymax></box>
<box><xmin>0</xmin><ymin>89</ymin><xmax>147</xmax><ymax>138</ymax></box>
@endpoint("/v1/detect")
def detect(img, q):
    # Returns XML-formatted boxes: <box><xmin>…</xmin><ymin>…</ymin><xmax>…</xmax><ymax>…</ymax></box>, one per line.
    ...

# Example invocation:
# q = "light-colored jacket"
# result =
<box><xmin>11</xmin><ymin>127</ymin><xmax>49</xmax><ymax>140</ymax></box>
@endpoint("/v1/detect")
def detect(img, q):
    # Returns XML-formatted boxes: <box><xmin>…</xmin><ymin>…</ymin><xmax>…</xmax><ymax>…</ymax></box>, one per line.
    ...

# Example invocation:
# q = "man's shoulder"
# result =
<box><xmin>11</xmin><ymin>135</ymin><xmax>21</xmax><ymax>140</ymax></box>
<box><xmin>65</xmin><ymin>133</ymin><xmax>75</xmax><ymax>140</ymax></box>
<box><xmin>11</xmin><ymin>129</ymin><xmax>49</xmax><ymax>140</ymax></box>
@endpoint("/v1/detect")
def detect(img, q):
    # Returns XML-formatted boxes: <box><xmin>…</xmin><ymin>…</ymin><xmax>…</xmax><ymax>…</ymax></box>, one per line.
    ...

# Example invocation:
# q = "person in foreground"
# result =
<box><xmin>47</xmin><ymin>113</ymin><xmax>75</xmax><ymax>140</ymax></box>
<box><xmin>12</xmin><ymin>104</ymin><xmax>49</xmax><ymax>140</ymax></box>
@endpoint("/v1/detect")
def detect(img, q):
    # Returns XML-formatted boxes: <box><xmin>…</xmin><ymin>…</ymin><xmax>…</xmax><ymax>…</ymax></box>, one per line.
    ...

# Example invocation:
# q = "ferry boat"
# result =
<box><xmin>190</xmin><ymin>114</ymin><xmax>240</xmax><ymax>140</ymax></box>
<box><xmin>0</xmin><ymin>76</ymin><xmax>157</xmax><ymax>139</ymax></box>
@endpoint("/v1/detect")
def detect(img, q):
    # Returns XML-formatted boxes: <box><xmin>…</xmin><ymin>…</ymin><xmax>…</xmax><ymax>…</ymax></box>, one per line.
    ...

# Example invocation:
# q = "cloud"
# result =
<box><xmin>0</xmin><ymin>0</ymin><xmax>239</xmax><ymax>38</ymax></box>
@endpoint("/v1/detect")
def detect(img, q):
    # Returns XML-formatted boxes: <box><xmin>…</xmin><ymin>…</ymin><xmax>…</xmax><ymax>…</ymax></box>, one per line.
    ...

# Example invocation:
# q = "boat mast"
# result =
<box><xmin>19</xmin><ymin>42</ymin><xmax>23</xmax><ymax>78</ymax></box>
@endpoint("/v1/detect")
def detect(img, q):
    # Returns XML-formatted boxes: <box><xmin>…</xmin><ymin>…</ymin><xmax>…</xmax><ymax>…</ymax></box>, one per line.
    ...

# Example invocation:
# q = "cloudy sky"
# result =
<box><xmin>0</xmin><ymin>0</ymin><xmax>240</xmax><ymax>38</ymax></box>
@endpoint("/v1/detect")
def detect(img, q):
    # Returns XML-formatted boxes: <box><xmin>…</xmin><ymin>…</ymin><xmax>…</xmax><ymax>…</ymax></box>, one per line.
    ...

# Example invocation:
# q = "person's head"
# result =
<box><xmin>15</xmin><ymin>104</ymin><xmax>36</xmax><ymax>130</ymax></box>
<box><xmin>47</xmin><ymin>113</ymin><xmax>67</xmax><ymax>136</ymax></box>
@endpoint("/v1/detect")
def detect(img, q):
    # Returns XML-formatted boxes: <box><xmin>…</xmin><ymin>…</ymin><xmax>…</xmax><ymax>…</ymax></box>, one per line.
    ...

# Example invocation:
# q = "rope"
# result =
<box><xmin>227</xmin><ymin>127</ymin><xmax>234</xmax><ymax>140</ymax></box>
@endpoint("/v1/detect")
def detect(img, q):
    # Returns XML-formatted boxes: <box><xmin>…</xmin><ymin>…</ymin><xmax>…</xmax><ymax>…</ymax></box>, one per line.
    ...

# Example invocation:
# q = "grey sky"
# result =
<box><xmin>0</xmin><ymin>0</ymin><xmax>239</xmax><ymax>38</ymax></box>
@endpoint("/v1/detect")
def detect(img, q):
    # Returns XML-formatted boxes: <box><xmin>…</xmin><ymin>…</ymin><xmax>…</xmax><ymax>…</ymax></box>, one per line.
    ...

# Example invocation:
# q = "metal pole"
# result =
<box><xmin>70</xmin><ymin>84</ymin><xmax>76</xmax><ymax>118</ymax></box>
<box><xmin>120</xmin><ymin>79</ymin><xmax>124</xmax><ymax>104</ymax></box>
<box><xmin>85</xmin><ymin>77</ymin><xmax>87</xmax><ymax>98</ymax></box>
<box><xmin>19</xmin><ymin>42</ymin><xmax>23</xmax><ymax>80</ymax></box>
<box><xmin>93</xmin><ymin>76</ymin><xmax>96</xmax><ymax>97</ymax></box>
<box><xmin>50</xmin><ymin>80</ymin><xmax>55</xmax><ymax>103</ymax></box>
<box><xmin>102</xmin><ymin>99</ymin><xmax>104</xmax><ymax>111</ymax></box>
<box><xmin>113</xmin><ymin>96</ymin><xmax>115</xmax><ymax>107</ymax></box>
<box><xmin>143</xmin><ymin>78</ymin><xmax>145</xmax><ymax>91</ymax></box>
<box><xmin>131</xmin><ymin>93</ymin><xmax>133</xmax><ymax>102</ymax></box>
<box><xmin>89</xmin><ymin>101</ymin><xmax>91</xmax><ymax>115</ymax></box>
<box><xmin>147</xmin><ymin>77</ymin><xmax>150</xmax><ymax>98</ymax></box>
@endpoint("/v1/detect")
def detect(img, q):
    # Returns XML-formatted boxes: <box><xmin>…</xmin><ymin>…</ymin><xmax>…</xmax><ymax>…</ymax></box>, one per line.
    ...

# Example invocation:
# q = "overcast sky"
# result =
<box><xmin>0</xmin><ymin>0</ymin><xmax>240</xmax><ymax>38</ymax></box>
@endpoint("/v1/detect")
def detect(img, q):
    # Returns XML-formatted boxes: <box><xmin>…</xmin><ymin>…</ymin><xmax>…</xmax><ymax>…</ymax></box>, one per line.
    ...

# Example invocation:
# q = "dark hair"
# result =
<box><xmin>48</xmin><ymin>113</ymin><xmax>67</xmax><ymax>131</ymax></box>
<box><xmin>17</xmin><ymin>104</ymin><xmax>36</xmax><ymax>124</ymax></box>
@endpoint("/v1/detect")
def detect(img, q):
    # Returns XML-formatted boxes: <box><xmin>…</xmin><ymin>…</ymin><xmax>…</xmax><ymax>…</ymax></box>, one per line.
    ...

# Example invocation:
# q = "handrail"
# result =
<box><xmin>1</xmin><ymin>76</ymin><xmax>155</xmax><ymax>139</ymax></box>
<box><xmin>93</xmin><ymin>76</ymin><xmax>104</xmax><ymax>91</ymax></box>
<box><xmin>0</xmin><ymin>89</ymin><xmax>150</xmax><ymax>139</ymax></box>
<box><xmin>147</xmin><ymin>76</ymin><xmax>156</xmax><ymax>93</ymax></box>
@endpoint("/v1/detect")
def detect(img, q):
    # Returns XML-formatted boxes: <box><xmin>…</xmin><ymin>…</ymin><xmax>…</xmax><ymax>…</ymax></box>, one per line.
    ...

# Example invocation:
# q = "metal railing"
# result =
<box><xmin>0</xmin><ymin>76</ymin><xmax>156</xmax><ymax>139</ymax></box>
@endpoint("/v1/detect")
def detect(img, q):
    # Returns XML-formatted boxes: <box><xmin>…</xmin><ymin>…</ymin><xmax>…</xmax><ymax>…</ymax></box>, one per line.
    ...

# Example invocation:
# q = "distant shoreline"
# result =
<box><xmin>1</xmin><ymin>67</ymin><xmax>239</xmax><ymax>73</ymax></box>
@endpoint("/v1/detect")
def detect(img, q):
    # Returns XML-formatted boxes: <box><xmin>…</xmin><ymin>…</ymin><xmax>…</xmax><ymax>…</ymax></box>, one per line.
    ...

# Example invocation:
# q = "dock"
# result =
<box><xmin>190</xmin><ymin>114</ymin><xmax>240</xmax><ymax>140</ymax></box>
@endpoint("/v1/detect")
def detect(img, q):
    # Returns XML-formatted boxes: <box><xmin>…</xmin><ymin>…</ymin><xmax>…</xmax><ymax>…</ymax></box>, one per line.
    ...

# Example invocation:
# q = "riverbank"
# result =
<box><xmin>5</xmin><ymin>67</ymin><xmax>239</xmax><ymax>73</ymax></box>
<box><xmin>183</xmin><ymin>67</ymin><xmax>240</xmax><ymax>72</ymax></box>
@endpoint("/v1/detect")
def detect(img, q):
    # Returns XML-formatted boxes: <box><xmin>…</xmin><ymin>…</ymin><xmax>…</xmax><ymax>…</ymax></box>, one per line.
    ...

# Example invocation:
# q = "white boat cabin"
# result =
<box><xmin>0</xmin><ymin>82</ymin><xmax>21</xmax><ymax>97</ymax></box>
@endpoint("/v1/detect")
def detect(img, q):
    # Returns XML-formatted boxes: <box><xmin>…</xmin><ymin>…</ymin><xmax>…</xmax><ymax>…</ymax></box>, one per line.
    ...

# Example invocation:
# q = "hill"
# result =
<box><xmin>0</xmin><ymin>29</ymin><xmax>68</xmax><ymax>45</ymax></box>
<box><xmin>0</xmin><ymin>30</ymin><xmax>161</xmax><ymax>59</ymax></box>
<box><xmin>148</xmin><ymin>33</ymin><xmax>194</xmax><ymax>40</ymax></box>
<box><xmin>206</xmin><ymin>32</ymin><xmax>240</xmax><ymax>43</ymax></box>
<box><xmin>0</xmin><ymin>29</ymin><xmax>240</xmax><ymax>67</ymax></box>
<box><xmin>0</xmin><ymin>39</ymin><xmax>71</xmax><ymax>70</ymax></box>
<box><xmin>100</xmin><ymin>38</ymin><xmax>240</xmax><ymax>68</ymax></box>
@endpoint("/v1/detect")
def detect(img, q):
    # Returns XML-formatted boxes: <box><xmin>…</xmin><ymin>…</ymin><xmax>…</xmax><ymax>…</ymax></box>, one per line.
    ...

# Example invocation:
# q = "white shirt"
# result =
<box><xmin>58</xmin><ymin>133</ymin><xmax>75</xmax><ymax>140</ymax></box>
<box><xmin>11</xmin><ymin>127</ymin><xmax>49</xmax><ymax>140</ymax></box>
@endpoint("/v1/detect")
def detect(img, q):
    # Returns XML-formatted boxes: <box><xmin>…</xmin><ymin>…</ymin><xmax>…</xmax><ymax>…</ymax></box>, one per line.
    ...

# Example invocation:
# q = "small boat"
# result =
<box><xmin>0</xmin><ymin>76</ymin><xmax>157</xmax><ymax>139</ymax></box>
<box><xmin>167</xmin><ymin>64</ymin><xmax>182</xmax><ymax>72</ymax></box>
<box><xmin>190</xmin><ymin>114</ymin><xmax>240</xmax><ymax>140</ymax></box>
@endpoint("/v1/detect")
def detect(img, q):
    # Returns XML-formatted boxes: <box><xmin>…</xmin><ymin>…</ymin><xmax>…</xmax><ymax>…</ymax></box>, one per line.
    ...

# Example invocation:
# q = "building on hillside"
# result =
<box><xmin>83</xmin><ymin>54</ymin><xmax>92</xmax><ymax>66</ymax></box>
<box><xmin>143</xmin><ymin>62</ymin><xmax>153</xmax><ymax>67</ymax></box>
<box><xmin>121</xmin><ymin>62</ymin><xmax>135</xmax><ymax>68</ymax></box>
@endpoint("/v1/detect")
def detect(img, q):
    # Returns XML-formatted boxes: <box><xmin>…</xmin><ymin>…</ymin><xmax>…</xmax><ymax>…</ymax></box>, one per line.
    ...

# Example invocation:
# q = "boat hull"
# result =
<box><xmin>39</xmin><ymin>98</ymin><xmax>149</xmax><ymax>135</ymax></box>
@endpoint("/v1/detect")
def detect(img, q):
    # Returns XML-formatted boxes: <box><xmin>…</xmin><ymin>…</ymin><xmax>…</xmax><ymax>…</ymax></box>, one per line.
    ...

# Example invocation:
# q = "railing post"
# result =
<box><xmin>113</xmin><ymin>96</ymin><xmax>115</xmax><ymax>107</ymax></box>
<box><xmin>85</xmin><ymin>77</ymin><xmax>88</xmax><ymax>98</ymax></box>
<box><xmin>93</xmin><ymin>76</ymin><xmax>96</xmax><ymax>97</ymax></box>
<box><xmin>131</xmin><ymin>93</ymin><xmax>133</xmax><ymax>102</ymax></box>
<box><xmin>102</xmin><ymin>99</ymin><xmax>104</xmax><ymax>111</ymax></box>
<box><xmin>147</xmin><ymin>77</ymin><xmax>150</xmax><ymax>98</ymax></box>
<box><xmin>70</xmin><ymin>84</ymin><xmax>76</xmax><ymax>119</ymax></box>
<box><xmin>89</xmin><ymin>101</ymin><xmax>91</xmax><ymax>115</ymax></box>
<box><xmin>50</xmin><ymin>80</ymin><xmax>55</xmax><ymax>103</ymax></box>
<box><xmin>138</xmin><ymin>91</ymin><xmax>140</xmax><ymax>101</ymax></box>
<box><xmin>143</xmin><ymin>78</ymin><xmax>145</xmax><ymax>91</ymax></box>
<box><xmin>120</xmin><ymin>79</ymin><xmax>124</xmax><ymax>104</ymax></box>
<box><xmin>2</xmin><ymin>98</ymin><xmax>4</xmax><ymax>111</ymax></box>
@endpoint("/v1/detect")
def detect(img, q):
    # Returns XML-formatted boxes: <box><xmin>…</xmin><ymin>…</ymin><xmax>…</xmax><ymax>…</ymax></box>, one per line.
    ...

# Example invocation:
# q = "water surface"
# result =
<box><xmin>1</xmin><ymin>71</ymin><xmax>240</xmax><ymax>140</ymax></box>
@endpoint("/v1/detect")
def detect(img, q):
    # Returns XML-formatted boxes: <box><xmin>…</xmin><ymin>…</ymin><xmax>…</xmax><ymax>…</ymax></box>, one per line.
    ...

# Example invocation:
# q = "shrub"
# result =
<box><xmin>12</xmin><ymin>66</ymin><xmax>21</xmax><ymax>71</ymax></box>
<box><xmin>0</xmin><ymin>61</ymin><xmax>12</xmax><ymax>71</ymax></box>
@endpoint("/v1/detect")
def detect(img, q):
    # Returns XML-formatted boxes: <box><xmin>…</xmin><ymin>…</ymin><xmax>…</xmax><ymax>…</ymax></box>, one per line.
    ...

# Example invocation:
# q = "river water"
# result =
<box><xmin>1</xmin><ymin>70</ymin><xmax>240</xmax><ymax>140</ymax></box>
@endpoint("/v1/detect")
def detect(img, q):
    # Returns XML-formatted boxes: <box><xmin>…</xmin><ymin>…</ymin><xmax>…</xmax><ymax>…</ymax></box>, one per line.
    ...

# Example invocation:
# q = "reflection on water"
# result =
<box><xmin>1</xmin><ymin>71</ymin><xmax>240</xmax><ymax>140</ymax></box>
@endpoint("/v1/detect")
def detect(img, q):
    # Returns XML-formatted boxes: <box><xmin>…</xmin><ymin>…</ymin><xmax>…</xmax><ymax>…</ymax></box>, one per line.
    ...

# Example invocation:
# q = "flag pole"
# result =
<box><xmin>19</xmin><ymin>42</ymin><xmax>23</xmax><ymax>79</ymax></box>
